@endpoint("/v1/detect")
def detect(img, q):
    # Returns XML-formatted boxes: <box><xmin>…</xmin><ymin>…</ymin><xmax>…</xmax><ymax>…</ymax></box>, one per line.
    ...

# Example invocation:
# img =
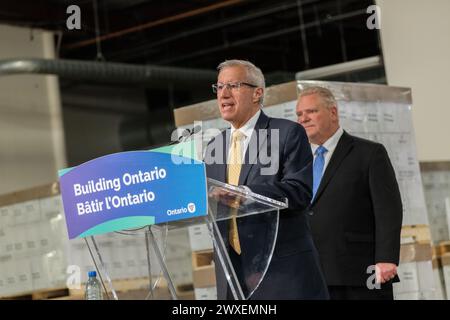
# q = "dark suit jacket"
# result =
<box><xmin>204</xmin><ymin>111</ymin><xmax>329</xmax><ymax>299</ymax></box>
<box><xmin>309</xmin><ymin>131</ymin><xmax>403</xmax><ymax>286</ymax></box>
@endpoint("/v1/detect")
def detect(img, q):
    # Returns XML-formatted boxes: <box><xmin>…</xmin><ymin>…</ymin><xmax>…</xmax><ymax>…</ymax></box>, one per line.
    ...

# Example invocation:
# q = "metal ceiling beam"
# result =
<box><xmin>107</xmin><ymin>0</ymin><xmax>318</xmax><ymax>62</ymax></box>
<box><xmin>156</xmin><ymin>9</ymin><xmax>366</xmax><ymax>65</ymax></box>
<box><xmin>64</xmin><ymin>0</ymin><xmax>246</xmax><ymax>50</ymax></box>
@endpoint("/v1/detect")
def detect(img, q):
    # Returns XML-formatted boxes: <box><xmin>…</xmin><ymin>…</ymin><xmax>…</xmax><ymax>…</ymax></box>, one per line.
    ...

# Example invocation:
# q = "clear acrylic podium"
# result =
<box><xmin>84</xmin><ymin>178</ymin><xmax>287</xmax><ymax>300</ymax></box>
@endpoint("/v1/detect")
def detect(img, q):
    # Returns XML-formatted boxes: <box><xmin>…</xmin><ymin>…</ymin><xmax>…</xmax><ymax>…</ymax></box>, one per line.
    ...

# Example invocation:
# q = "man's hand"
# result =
<box><xmin>375</xmin><ymin>263</ymin><xmax>397</xmax><ymax>284</ymax></box>
<box><xmin>209</xmin><ymin>187</ymin><xmax>244</xmax><ymax>208</ymax></box>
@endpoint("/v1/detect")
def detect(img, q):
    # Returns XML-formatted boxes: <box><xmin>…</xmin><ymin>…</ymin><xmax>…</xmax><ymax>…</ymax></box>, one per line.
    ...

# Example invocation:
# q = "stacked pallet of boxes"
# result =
<box><xmin>420</xmin><ymin>162</ymin><xmax>450</xmax><ymax>299</ymax></box>
<box><xmin>0</xmin><ymin>182</ymin><xmax>194</xmax><ymax>299</ymax></box>
<box><xmin>188</xmin><ymin>225</ymin><xmax>216</xmax><ymax>299</ymax></box>
<box><xmin>393</xmin><ymin>225</ymin><xmax>437</xmax><ymax>299</ymax></box>
<box><xmin>0</xmin><ymin>183</ymin><xmax>68</xmax><ymax>299</ymax></box>
<box><xmin>67</xmin><ymin>222</ymin><xmax>195</xmax><ymax>299</ymax></box>
<box><xmin>420</xmin><ymin>163</ymin><xmax>450</xmax><ymax>245</ymax></box>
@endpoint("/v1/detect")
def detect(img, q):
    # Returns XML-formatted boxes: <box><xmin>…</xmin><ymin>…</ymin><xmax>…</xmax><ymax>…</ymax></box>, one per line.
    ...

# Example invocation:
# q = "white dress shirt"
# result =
<box><xmin>311</xmin><ymin>126</ymin><xmax>344</xmax><ymax>174</ymax></box>
<box><xmin>228</xmin><ymin>109</ymin><xmax>261</xmax><ymax>192</ymax></box>
<box><xmin>228</xmin><ymin>109</ymin><xmax>261</xmax><ymax>163</ymax></box>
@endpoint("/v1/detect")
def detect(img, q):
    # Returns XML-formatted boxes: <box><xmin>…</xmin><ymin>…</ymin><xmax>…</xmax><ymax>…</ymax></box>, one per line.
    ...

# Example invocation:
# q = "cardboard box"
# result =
<box><xmin>0</xmin><ymin>205</ymin><xmax>13</xmax><ymax>228</ymax></box>
<box><xmin>394</xmin><ymin>243</ymin><xmax>436</xmax><ymax>298</ymax></box>
<box><xmin>395</xmin><ymin>262</ymin><xmax>421</xmax><ymax>293</ymax></box>
<box><xmin>194</xmin><ymin>286</ymin><xmax>217</xmax><ymax>300</ymax></box>
<box><xmin>166</xmin><ymin>256</ymin><xmax>194</xmax><ymax>287</ymax></box>
<box><xmin>0</xmin><ymin>182</ymin><xmax>60</xmax><ymax>207</ymax></box>
<box><xmin>439</xmin><ymin>241</ymin><xmax>450</xmax><ymax>256</ymax></box>
<box><xmin>188</xmin><ymin>224</ymin><xmax>213</xmax><ymax>252</ymax></box>
<box><xmin>401</xmin><ymin>225</ymin><xmax>431</xmax><ymax>244</ymax></box>
<box><xmin>394</xmin><ymin>260</ymin><xmax>436</xmax><ymax>297</ymax></box>
<box><xmin>400</xmin><ymin>243</ymin><xmax>433</xmax><ymax>263</ymax></box>
<box><xmin>192</xmin><ymin>250</ymin><xmax>216</xmax><ymax>288</ymax></box>
<box><xmin>442</xmin><ymin>253</ymin><xmax>450</xmax><ymax>267</ymax></box>
<box><xmin>176</xmin><ymin>283</ymin><xmax>195</xmax><ymax>300</ymax></box>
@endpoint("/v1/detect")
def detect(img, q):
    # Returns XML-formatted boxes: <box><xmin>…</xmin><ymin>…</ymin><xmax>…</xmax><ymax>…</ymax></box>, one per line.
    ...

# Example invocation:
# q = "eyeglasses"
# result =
<box><xmin>212</xmin><ymin>82</ymin><xmax>258</xmax><ymax>94</ymax></box>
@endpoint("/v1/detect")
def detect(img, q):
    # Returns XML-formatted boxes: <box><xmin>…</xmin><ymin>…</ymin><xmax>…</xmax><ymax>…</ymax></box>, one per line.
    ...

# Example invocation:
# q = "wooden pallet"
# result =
<box><xmin>0</xmin><ymin>287</ymin><xmax>69</xmax><ymax>300</ymax></box>
<box><xmin>55</xmin><ymin>277</ymin><xmax>194</xmax><ymax>300</ymax></box>
<box><xmin>438</xmin><ymin>241</ymin><xmax>450</xmax><ymax>256</ymax></box>
<box><xmin>2</xmin><ymin>278</ymin><xmax>194</xmax><ymax>300</ymax></box>
<box><xmin>401</xmin><ymin>224</ymin><xmax>431</xmax><ymax>244</ymax></box>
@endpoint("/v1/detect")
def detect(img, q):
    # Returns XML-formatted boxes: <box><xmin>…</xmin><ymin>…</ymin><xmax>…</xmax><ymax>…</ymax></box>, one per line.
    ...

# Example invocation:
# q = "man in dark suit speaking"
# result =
<box><xmin>204</xmin><ymin>60</ymin><xmax>328</xmax><ymax>299</ymax></box>
<box><xmin>296</xmin><ymin>86</ymin><xmax>403</xmax><ymax>300</ymax></box>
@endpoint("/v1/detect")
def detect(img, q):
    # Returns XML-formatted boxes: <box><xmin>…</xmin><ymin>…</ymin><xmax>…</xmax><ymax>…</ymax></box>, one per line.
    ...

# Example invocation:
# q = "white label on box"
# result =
<box><xmin>188</xmin><ymin>224</ymin><xmax>213</xmax><ymax>252</ymax></box>
<box><xmin>394</xmin><ymin>262</ymin><xmax>420</xmax><ymax>293</ymax></box>
<box><xmin>11</xmin><ymin>203</ymin><xmax>27</xmax><ymax>226</ymax></box>
<box><xmin>23</xmin><ymin>200</ymin><xmax>40</xmax><ymax>224</ymax></box>
<box><xmin>3</xmin><ymin>258</ymin><xmax>19</xmax><ymax>296</ymax></box>
<box><xmin>15</xmin><ymin>258</ymin><xmax>33</xmax><ymax>293</ymax></box>
<box><xmin>194</xmin><ymin>286</ymin><xmax>217</xmax><ymax>300</ymax></box>
<box><xmin>29</xmin><ymin>256</ymin><xmax>49</xmax><ymax>291</ymax></box>
<box><xmin>12</xmin><ymin>226</ymin><xmax>26</xmax><ymax>256</ymax></box>
<box><xmin>39</xmin><ymin>196</ymin><xmax>63</xmax><ymax>221</ymax></box>
<box><xmin>0</xmin><ymin>205</ymin><xmax>14</xmax><ymax>227</ymax></box>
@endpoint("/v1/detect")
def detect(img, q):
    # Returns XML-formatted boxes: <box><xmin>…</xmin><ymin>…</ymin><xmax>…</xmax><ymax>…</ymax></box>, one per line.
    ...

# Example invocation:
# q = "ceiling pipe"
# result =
<box><xmin>0</xmin><ymin>58</ymin><xmax>217</xmax><ymax>84</ymax></box>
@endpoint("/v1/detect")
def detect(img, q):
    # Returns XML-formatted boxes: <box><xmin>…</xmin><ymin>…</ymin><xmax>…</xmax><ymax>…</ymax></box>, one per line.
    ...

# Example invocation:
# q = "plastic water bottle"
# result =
<box><xmin>85</xmin><ymin>271</ymin><xmax>103</xmax><ymax>300</ymax></box>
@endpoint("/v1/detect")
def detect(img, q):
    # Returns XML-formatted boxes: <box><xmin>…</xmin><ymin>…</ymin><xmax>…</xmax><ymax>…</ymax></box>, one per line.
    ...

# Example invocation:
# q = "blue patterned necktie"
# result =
<box><xmin>312</xmin><ymin>145</ymin><xmax>327</xmax><ymax>200</ymax></box>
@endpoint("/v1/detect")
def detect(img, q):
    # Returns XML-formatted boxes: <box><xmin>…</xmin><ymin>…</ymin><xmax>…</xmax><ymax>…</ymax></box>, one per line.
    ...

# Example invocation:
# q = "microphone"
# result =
<box><xmin>168</xmin><ymin>125</ymin><xmax>201</xmax><ymax>145</ymax></box>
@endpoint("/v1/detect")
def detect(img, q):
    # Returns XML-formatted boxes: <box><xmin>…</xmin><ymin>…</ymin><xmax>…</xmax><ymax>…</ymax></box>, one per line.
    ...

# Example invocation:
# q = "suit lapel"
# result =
<box><xmin>213</xmin><ymin>129</ymin><xmax>229</xmax><ymax>183</ymax></box>
<box><xmin>312</xmin><ymin>131</ymin><xmax>354</xmax><ymax>205</ymax></box>
<box><xmin>238</xmin><ymin>111</ymin><xmax>270</xmax><ymax>185</ymax></box>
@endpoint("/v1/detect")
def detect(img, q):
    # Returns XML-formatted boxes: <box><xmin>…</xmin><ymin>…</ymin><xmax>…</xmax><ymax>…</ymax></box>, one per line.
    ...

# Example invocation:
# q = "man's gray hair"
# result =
<box><xmin>217</xmin><ymin>59</ymin><xmax>265</xmax><ymax>104</ymax></box>
<box><xmin>298</xmin><ymin>86</ymin><xmax>337</xmax><ymax>109</ymax></box>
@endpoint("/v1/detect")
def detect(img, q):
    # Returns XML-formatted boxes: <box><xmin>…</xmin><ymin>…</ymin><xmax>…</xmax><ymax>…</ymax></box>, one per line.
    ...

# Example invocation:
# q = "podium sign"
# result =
<box><xmin>59</xmin><ymin>150</ymin><xmax>207</xmax><ymax>239</ymax></box>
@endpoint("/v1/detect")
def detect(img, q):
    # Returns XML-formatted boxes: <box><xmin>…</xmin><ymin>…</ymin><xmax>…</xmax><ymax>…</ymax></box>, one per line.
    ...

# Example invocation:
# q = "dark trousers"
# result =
<box><xmin>328</xmin><ymin>283</ymin><xmax>394</xmax><ymax>300</ymax></box>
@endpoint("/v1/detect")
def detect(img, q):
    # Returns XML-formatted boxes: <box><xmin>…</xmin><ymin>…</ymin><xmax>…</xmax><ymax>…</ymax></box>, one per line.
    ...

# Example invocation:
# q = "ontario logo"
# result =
<box><xmin>187</xmin><ymin>202</ymin><xmax>196</xmax><ymax>213</ymax></box>
<box><xmin>167</xmin><ymin>202</ymin><xmax>196</xmax><ymax>216</ymax></box>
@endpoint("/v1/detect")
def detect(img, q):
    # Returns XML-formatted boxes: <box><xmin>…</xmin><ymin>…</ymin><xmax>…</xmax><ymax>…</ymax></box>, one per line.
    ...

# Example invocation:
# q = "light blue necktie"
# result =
<box><xmin>312</xmin><ymin>145</ymin><xmax>327</xmax><ymax>200</ymax></box>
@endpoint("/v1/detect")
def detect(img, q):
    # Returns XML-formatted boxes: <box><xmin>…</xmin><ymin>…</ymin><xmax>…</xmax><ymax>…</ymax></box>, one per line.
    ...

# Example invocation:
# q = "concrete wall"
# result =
<box><xmin>0</xmin><ymin>24</ymin><xmax>66</xmax><ymax>194</ymax></box>
<box><xmin>377</xmin><ymin>0</ymin><xmax>450</xmax><ymax>161</ymax></box>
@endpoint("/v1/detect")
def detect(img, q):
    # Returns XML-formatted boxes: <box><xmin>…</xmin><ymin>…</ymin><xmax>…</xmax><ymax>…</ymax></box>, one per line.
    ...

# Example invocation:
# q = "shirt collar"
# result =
<box><xmin>311</xmin><ymin>126</ymin><xmax>344</xmax><ymax>155</ymax></box>
<box><xmin>230</xmin><ymin>109</ymin><xmax>261</xmax><ymax>140</ymax></box>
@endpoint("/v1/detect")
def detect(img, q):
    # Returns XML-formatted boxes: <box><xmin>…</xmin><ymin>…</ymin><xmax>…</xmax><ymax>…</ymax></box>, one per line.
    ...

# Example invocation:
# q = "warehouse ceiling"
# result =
<box><xmin>0</xmin><ymin>0</ymin><xmax>379</xmax><ymax>75</ymax></box>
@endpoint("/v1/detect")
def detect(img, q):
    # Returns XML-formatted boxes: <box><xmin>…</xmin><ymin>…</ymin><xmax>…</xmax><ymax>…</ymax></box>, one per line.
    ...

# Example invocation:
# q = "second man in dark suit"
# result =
<box><xmin>296</xmin><ymin>86</ymin><xmax>403</xmax><ymax>300</ymax></box>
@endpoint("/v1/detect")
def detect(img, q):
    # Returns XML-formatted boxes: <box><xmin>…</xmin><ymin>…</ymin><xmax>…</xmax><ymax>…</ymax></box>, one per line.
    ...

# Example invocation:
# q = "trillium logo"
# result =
<box><xmin>187</xmin><ymin>203</ymin><xmax>196</xmax><ymax>213</ymax></box>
